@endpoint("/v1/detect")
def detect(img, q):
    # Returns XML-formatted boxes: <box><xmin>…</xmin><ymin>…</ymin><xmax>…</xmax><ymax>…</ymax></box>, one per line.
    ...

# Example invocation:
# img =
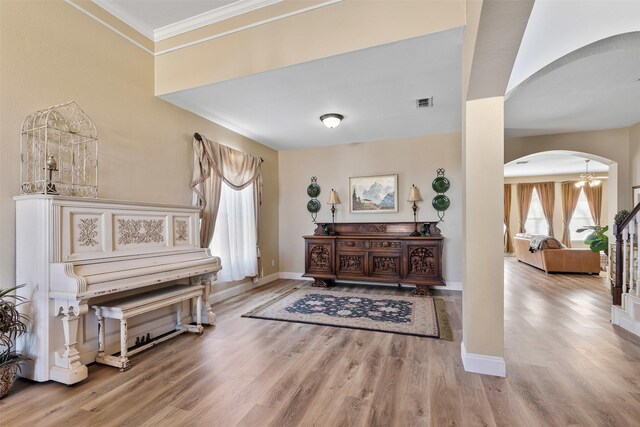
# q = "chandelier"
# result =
<box><xmin>575</xmin><ymin>159</ymin><xmax>601</xmax><ymax>188</ymax></box>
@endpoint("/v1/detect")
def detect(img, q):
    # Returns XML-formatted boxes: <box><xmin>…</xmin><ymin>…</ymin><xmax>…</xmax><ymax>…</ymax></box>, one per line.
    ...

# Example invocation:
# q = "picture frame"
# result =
<box><xmin>349</xmin><ymin>174</ymin><xmax>398</xmax><ymax>213</ymax></box>
<box><xmin>633</xmin><ymin>185</ymin><xmax>640</xmax><ymax>207</ymax></box>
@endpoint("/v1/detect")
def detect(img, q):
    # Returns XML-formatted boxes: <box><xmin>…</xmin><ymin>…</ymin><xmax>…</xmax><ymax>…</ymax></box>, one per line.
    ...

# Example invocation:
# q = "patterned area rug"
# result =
<box><xmin>242</xmin><ymin>288</ymin><xmax>452</xmax><ymax>340</ymax></box>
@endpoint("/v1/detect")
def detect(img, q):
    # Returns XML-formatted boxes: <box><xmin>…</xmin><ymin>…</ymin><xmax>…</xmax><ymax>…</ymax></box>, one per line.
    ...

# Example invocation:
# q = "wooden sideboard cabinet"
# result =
<box><xmin>303</xmin><ymin>222</ymin><xmax>445</xmax><ymax>295</ymax></box>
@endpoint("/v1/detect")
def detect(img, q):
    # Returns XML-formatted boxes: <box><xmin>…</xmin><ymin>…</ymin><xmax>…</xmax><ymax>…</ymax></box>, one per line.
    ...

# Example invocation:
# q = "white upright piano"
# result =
<box><xmin>14</xmin><ymin>195</ymin><xmax>221</xmax><ymax>385</ymax></box>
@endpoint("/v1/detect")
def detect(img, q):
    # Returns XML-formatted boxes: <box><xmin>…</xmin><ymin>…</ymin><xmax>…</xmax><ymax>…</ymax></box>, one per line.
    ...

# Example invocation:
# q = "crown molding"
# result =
<box><xmin>92</xmin><ymin>0</ymin><xmax>155</xmax><ymax>40</ymax></box>
<box><xmin>155</xmin><ymin>0</ymin><xmax>342</xmax><ymax>56</ymax></box>
<box><xmin>74</xmin><ymin>0</ymin><xmax>342</xmax><ymax>56</ymax></box>
<box><xmin>154</xmin><ymin>0</ymin><xmax>281</xmax><ymax>42</ymax></box>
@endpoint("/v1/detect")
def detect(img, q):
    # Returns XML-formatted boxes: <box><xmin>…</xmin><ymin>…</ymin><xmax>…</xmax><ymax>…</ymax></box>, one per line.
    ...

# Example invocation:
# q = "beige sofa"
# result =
<box><xmin>513</xmin><ymin>233</ymin><xmax>600</xmax><ymax>274</ymax></box>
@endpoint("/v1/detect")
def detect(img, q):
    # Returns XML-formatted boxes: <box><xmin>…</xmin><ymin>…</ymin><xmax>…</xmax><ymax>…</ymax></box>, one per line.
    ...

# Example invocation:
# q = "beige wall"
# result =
<box><xmin>505</xmin><ymin>128</ymin><xmax>631</xmax><ymax>228</ymax></box>
<box><xmin>504</xmin><ymin>174</ymin><xmax>609</xmax><ymax>250</ymax></box>
<box><xmin>278</xmin><ymin>133</ymin><xmax>463</xmax><ymax>285</ymax></box>
<box><xmin>0</xmin><ymin>1</ymin><xmax>279</xmax><ymax>289</ymax></box>
<box><xmin>155</xmin><ymin>0</ymin><xmax>465</xmax><ymax>95</ymax></box>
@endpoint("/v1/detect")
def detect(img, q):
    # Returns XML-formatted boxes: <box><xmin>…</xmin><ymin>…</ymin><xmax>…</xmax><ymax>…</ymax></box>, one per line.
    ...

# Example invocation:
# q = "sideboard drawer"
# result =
<box><xmin>337</xmin><ymin>239</ymin><xmax>366</xmax><ymax>249</ymax></box>
<box><xmin>368</xmin><ymin>240</ymin><xmax>402</xmax><ymax>250</ymax></box>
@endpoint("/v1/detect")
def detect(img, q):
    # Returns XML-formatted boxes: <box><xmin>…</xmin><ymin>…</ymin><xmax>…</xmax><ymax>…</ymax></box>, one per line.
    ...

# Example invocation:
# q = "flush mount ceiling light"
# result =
<box><xmin>319</xmin><ymin>113</ymin><xmax>344</xmax><ymax>129</ymax></box>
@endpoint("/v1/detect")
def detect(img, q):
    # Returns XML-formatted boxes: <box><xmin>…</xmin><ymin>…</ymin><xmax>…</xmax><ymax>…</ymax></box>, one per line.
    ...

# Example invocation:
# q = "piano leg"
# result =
<box><xmin>193</xmin><ymin>276</ymin><xmax>216</xmax><ymax>325</ymax></box>
<box><xmin>119</xmin><ymin>319</ymin><xmax>130</xmax><ymax>372</ymax></box>
<box><xmin>95</xmin><ymin>308</ymin><xmax>106</xmax><ymax>360</ymax></box>
<box><xmin>51</xmin><ymin>299</ymin><xmax>89</xmax><ymax>385</ymax></box>
<box><xmin>195</xmin><ymin>295</ymin><xmax>203</xmax><ymax>334</ymax></box>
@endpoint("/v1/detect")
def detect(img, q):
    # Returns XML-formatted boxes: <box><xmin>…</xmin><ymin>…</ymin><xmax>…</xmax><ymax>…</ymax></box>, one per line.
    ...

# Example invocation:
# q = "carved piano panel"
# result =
<box><xmin>303</xmin><ymin>222</ymin><xmax>444</xmax><ymax>294</ymax></box>
<box><xmin>59</xmin><ymin>203</ymin><xmax>200</xmax><ymax>263</ymax></box>
<box><xmin>15</xmin><ymin>195</ymin><xmax>221</xmax><ymax>385</ymax></box>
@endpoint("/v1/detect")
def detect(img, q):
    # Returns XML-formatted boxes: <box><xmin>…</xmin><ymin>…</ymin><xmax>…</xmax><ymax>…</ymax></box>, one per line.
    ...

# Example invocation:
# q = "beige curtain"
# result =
<box><xmin>504</xmin><ymin>184</ymin><xmax>513</xmax><ymax>252</ymax></box>
<box><xmin>517</xmin><ymin>183</ymin><xmax>534</xmax><ymax>233</ymax></box>
<box><xmin>534</xmin><ymin>182</ymin><xmax>555</xmax><ymax>237</ymax></box>
<box><xmin>584</xmin><ymin>185</ymin><xmax>602</xmax><ymax>225</ymax></box>
<box><xmin>191</xmin><ymin>134</ymin><xmax>263</xmax><ymax>274</ymax></box>
<box><xmin>561</xmin><ymin>182</ymin><xmax>582</xmax><ymax>247</ymax></box>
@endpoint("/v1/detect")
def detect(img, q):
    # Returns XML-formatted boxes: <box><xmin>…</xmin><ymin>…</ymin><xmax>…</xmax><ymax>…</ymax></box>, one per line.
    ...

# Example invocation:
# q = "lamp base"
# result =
<box><xmin>409</xmin><ymin>231</ymin><xmax>421</xmax><ymax>237</ymax></box>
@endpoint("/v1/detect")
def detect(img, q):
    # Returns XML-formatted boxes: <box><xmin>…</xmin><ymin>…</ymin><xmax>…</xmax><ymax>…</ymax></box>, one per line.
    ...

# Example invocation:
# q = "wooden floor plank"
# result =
<box><xmin>4</xmin><ymin>261</ymin><xmax>640</xmax><ymax>426</ymax></box>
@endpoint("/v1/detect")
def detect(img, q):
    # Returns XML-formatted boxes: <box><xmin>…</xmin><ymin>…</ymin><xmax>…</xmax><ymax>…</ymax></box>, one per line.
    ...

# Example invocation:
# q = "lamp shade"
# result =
<box><xmin>320</xmin><ymin>113</ymin><xmax>344</xmax><ymax>129</ymax></box>
<box><xmin>408</xmin><ymin>185</ymin><xmax>422</xmax><ymax>202</ymax></box>
<box><xmin>328</xmin><ymin>189</ymin><xmax>341</xmax><ymax>204</ymax></box>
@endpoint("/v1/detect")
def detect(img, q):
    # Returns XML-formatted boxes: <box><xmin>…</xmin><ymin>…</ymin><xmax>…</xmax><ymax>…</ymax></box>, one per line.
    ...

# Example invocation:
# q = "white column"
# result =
<box><xmin>462</xmin><ymin>97</ymin><xmax>506</xmax><ymax>377</ymax></box>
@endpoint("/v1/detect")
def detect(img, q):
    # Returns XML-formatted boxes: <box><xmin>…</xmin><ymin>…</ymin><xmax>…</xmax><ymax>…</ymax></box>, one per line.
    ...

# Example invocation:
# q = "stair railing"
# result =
<box><xmin>613</xmin><ymin>203</ymin><xmax>640</xmax><ymax>305</ymax></box>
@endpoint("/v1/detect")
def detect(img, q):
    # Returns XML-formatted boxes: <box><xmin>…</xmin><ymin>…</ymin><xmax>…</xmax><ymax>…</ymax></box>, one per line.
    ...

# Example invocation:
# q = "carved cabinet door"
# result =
<box><xmin>368</xmin><ymin>252</ymin><xmax>401</xmax><ymax>280</ymax></box>
<box><xmin>404</xmin><ymin>243</ymin><xmax>441</xmax><ymax>282</ymax></box>
<box><xmin>368</xmin><ymin>240</ymin><xmax>402</xmax><ymax>280</ymax></box>
<box><xmin>305</xmin><ymin>239</ymin><xmax>335</xmax><ymax>276</ymax></box>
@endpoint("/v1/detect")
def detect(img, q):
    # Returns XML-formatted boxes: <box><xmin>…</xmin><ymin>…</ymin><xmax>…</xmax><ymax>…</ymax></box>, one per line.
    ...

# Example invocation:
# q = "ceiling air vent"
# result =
<box><xmin>416</xmin><ymin>97</ymin><xmax>433</xmax><ymax>108</ymax></box>
<box><xmin>516</xmin><ymin>161</ymin><xmax>529</xmax><ymax>164</ymax></box>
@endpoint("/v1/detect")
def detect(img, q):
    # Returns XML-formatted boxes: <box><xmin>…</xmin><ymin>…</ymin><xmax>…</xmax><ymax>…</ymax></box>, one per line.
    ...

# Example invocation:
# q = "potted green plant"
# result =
<box><xmin>614</xmin><ymin>210</ymin><xmax>630</xmax><ymax>226</ymax></box>
<box><xmin>576</xmin><ymin>225</ymin><xmax>609</xmax><ymax>255</ymax></box>
<box><xmin>0</xmin><ymin>285</ymin><xmax>29</xmax><ymax>399</ymax></box>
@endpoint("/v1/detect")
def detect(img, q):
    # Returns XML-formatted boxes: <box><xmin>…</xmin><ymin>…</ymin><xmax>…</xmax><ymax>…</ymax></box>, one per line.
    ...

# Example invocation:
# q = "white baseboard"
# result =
<box><xmin>277</xmin><ymin>272</ymin><xmax>461</xmax><ymax>291</ymax></box>
<box><xmin>435</xmin><ymin>281</ymin><xmax>462</xmax><ymax>291</ymax></box>
<box><xmin>461</xmin><ymin>342</ymin><xmax>506</xmax><ymax>377</ymax></box>
<box><xmin>210</xmin><ymin>273</ymin><xmax>280</xmax><ymax>303</ymax></box>
<box><xmin>210</xmin><ymin>273</ymin><xmax>460</xmax><ymax>303</ymax></box>
<box><xmin>279</xmin><ymin>272</ymin><xmax>310</xmax><ymax>280</ymax></box>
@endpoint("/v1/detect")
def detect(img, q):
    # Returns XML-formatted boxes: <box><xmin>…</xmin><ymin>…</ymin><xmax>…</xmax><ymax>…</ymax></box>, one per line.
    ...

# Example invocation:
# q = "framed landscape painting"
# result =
<box><xmin>349</xmin><ymin>174</ymin><xmax>398</xmax><ymax>213</ymax></box>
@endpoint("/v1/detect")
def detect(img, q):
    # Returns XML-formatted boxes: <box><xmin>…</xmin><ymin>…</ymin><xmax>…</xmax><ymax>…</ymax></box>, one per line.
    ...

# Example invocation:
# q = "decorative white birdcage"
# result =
<box><xmin>20</xmin><ymin>101</ymin><xmax>98</xmax><ymax>198</ymax></box>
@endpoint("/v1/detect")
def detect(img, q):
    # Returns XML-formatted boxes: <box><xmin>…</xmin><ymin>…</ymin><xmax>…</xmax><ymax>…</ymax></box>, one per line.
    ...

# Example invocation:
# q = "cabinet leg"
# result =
<box><xmin>312</xmin><ymin>278</ymin><xmax>331</xmax><ymax>288</ymax></box>
<box><xmin>413</xmin><ymin>285</ymin><xmax>432</xmax><ymax>296</ymax></box>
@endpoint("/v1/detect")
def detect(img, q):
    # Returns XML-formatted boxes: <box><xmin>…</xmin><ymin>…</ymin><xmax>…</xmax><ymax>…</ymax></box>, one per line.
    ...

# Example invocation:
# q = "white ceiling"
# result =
<box><xmin>504</xmin><ymin>1</ymin><xmax>640</xmax><ymax>137</ymax></box>
<box><xmin>93</xmin><ymin>0</ymin><xmax>640</xmax><ymax>148</ymax></box>
<box><xmin>162</xmin><ymin>28</ymin><xmax>463</xmax><ymax>151</ymax></box>
<box><xmin>505</xmin><ymin>32</ymin><xmax>640</xmax><ymax>138</ymax></box>
<box><xmin>504</xmin><ymin>151</ymin><xmax>609</xmax><ymax>178</ymax></box>
<box><xmin>508</xmin><ymin>0</ymin><xmax>640</xmax><ymax>92</ymax></box>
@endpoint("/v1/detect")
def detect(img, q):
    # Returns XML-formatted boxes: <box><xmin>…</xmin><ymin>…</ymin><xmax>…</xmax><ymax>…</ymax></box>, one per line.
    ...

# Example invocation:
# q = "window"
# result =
<box><xmin>524</xmin><ymin>188</ymin><xmax>548</xmax><ymax>235</ymax></box>
<box><xmin>571</xmin><ymin>189</ymin><xmax>595</xmax><ymax>241</ymax></box>
<box><xmin>210</xmin><ymin>182</ymin><xmax>257</xmax><ymax>282</ymax></box>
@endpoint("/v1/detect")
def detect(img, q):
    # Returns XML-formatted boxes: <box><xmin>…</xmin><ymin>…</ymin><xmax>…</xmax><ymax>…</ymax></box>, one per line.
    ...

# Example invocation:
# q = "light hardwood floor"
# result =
<box><xmin>3</xmin><ymin>258</ymin><xmax>640</xmax><ymax>426</ymax></box>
